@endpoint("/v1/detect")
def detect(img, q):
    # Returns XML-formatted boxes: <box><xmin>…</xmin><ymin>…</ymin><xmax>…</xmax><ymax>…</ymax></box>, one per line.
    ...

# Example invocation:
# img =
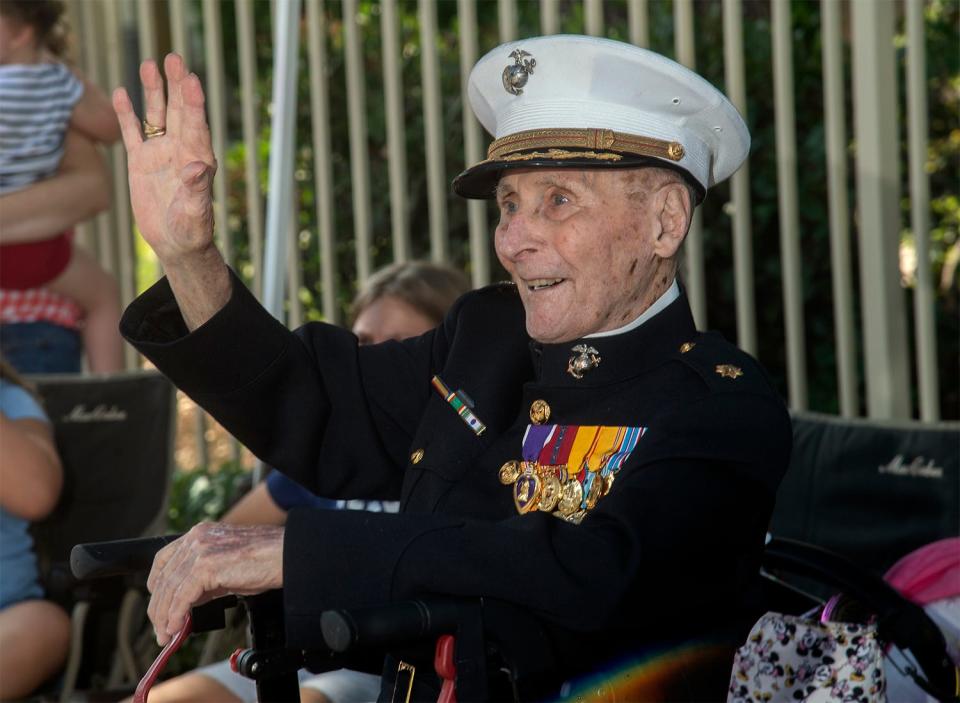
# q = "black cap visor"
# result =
<box><xmin>453</xmin><ymin>151</ymin><xmax>705</xmax><ymax>203</ymax></box>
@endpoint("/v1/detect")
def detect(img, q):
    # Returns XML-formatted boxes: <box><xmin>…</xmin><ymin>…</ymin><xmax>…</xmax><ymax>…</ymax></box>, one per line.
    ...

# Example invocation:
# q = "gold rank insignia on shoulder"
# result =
<box><xmin>679</xmin><ymin>342</ymin><xmax>696</xmax><ymax>353</ymax></box>
<box><xmin>715</xmin><ymin>364</ymin><xmax>744</xmax><ymax>379</ymax></box>
<box><xmin>567</xmin><ymin>345</ymin><xmax>601</xmax><ymax>379</ymax></box>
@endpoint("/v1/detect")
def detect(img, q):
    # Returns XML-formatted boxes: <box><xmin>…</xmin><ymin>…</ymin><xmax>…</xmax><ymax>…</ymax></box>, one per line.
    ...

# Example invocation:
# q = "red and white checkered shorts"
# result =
<box><xmin>0</xmin><ymin>288</ymin><xmax>83</xmax><ymax>329</ymax></box>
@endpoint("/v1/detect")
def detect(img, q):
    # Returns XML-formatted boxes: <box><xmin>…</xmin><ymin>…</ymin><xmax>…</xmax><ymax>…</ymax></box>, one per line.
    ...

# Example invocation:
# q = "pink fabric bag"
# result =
<box><xmin>885</xmin><ymin>537</ymin><xmax>960</xmax><ymax>606</ymax></box>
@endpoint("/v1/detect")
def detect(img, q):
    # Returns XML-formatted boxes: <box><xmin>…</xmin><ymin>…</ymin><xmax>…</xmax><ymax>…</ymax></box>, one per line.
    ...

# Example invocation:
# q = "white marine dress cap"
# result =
<box><xmin>453</xmin><ymin>35</ymin><xmax>750</xmax><ymax>202</ymax></box>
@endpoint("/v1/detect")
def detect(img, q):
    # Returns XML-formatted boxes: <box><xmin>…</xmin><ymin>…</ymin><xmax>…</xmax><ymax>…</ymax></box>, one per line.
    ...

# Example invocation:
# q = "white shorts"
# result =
<box><xmin>198</xmin><ymin>659</ymin><xmax>382</xmax><ymax>703</ymax></box>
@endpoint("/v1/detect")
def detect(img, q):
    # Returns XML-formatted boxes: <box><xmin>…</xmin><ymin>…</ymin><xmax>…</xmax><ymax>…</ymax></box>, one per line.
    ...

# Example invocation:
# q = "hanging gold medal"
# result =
<box><xmin>585</xmin><ymin>474</ymin><xmax>604</xmax><ymax>510</ymax></box>
<box><xmin>513</xmin><ymin>472</ymin><xmax>542</xmax><ymax>514</ymax></box>
<box><xmin>538</xmin><ymin>472</ymin><xmax>562</xmax><ymax>512</ymax></box>
<box><xmin>557</xmin><ymin>479</ymin><xmax>584</xmax><ymax>516</ymax></box>
<box><xmin>601</xmin><ymin>473</ymin><xmax>616</xmax><ymax>497</ymax></box>
<box><xmin>499</xmin><ymin>460</ymin><xmax>521</xmax><ymax>484</ymax></box>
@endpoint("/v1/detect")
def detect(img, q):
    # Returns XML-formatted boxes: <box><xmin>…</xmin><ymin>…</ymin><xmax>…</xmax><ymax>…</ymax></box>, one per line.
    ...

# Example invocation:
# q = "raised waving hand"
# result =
<box><xmin>113</xmin><ymin>54</ymin><xmax>230</xmax><ymax>329</ymax></box>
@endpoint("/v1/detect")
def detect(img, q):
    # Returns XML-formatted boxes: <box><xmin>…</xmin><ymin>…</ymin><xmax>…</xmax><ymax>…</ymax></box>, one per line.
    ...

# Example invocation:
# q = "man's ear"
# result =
<box><xmin>653</xmin><ymin>182</ymin><xmax>692</xmax><ymax>259</ymax></box>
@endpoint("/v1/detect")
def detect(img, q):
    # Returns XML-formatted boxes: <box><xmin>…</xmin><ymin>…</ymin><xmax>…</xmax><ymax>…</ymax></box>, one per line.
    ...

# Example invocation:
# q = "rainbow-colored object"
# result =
<box><xmin>558</xmin><ymin>641</ymin><xmax>735</xmax><ymax>702</ymax></box>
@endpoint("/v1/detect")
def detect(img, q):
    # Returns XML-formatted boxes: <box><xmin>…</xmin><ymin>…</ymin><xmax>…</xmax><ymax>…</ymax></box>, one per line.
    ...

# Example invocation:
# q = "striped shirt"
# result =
<box><xmin>0</xmin><ymin>63</ymin><xmax>83</xmax><ymax>195</ymax></box>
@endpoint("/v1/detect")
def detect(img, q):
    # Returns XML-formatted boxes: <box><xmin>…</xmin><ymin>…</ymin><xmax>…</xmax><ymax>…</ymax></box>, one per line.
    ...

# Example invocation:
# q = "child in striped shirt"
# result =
<box><xmin>0</xmin><ymin>0</ymin><xmax>123</xmax><ymax>372</ymax></box>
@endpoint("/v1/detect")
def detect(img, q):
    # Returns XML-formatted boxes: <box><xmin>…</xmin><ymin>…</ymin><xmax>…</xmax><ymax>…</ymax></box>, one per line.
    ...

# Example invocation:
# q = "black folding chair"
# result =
<box><xmin>773</xmin><ymin>412</ymin><xmax>960</xmax><ymax>574</ymax></box>
<box><xmin>28</xmin><ymin>371</ymin><xmax>176</xmax><ymax>700</ymax></box>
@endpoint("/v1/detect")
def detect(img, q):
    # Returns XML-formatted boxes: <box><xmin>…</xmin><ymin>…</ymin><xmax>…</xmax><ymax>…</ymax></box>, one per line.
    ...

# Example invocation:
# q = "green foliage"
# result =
<box><xmin>166</xmin><ymin>462</ymin><xmax>250</xmax><ymax>532</ymax></box>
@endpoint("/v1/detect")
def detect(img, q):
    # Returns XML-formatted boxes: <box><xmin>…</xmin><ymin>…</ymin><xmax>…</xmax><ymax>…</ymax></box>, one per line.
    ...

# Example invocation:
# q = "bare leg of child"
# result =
<box><xmin>0</xmin><ymin>600</ymin><xmax>70</xmax><ymax>700</ymax></box>
<box><xmin>46</xmin><ymin>246</ymin><xmax>124</xmax><ymax>373</ymax></box>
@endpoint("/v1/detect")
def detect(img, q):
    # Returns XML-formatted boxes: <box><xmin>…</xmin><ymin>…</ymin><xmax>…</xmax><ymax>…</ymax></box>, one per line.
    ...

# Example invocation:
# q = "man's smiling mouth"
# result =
<box><xmin>525</xmin><ymin>278</ymin><xmax>565</xmax><ymax>291</ymax></box>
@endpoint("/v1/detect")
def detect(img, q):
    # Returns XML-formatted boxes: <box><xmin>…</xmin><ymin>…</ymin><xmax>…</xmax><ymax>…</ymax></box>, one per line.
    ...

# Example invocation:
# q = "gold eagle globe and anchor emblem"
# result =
<box><xmin>502</xmin><ymin>49</ymin><xmax>536</xmax><ymax>96</ymax></box>
<box><xmin>567</xmin><ymin>345</ymin><xmax>601</xmax><ymax>379</ymax></box>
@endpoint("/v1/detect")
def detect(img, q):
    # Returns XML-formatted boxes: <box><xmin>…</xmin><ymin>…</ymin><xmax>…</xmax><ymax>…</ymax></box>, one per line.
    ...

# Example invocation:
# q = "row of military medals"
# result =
<box><xmin>499</xmin><ymin>453</ymin><xmax>612</xmax><ymax>524</ymax></box>
<box><xmin>499</xmin><ymin>401</ymin><xmax>624</xmax><ymax>525</ymax></box>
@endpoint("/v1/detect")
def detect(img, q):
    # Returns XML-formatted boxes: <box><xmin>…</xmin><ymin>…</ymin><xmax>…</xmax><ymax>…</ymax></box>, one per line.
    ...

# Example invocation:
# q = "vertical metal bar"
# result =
<box><xmin>262</xmin><ymin>0</ymin><xmax>302</xmax><ymax>319</ymax></box>
<box><xmin>771</xmin><ymin>0</ymin><xmax>808</xmax><ymax>410</ymax></box>
<box><xmin>540</xmin><ymin>0</ymin><xmax>559</xmax><ymax>35</ymax></box>
<box><xmin>202</xmin><ymin>0</ymin><xmax>232</xmax><ymax>268</ymax></box>
<box><xmin>217</xmin><ymin>0</ymin><xmax>246</xmax><ymax>504</ymax></box>
<box><xmin>169</xmin><ymin>0</ymin><xmax>190</xmax><ymax>62</ymax></box>
<box><xmin>628</xmin><ymin>0</ymin><xmax>650</xmax><ymax>48</ymax></box>
<box><xmin>419</xmin><ymin>0</ymin><xmax>448</xmax><ymax>263</ymax></box>
<box><xmin>306</xmin><ymin>0</ymin><xmax>339</xmax><ymax>323</ymax></box>
<box><xmin>65</xmin><ymin>1</ymin><xmax>84</xmax><ymax>64</ymax></box>
<box><xmin>136</xmin><ymin>0</ymin><xmax>157</xmax><ymax>62</ymax></box>
<box><xmin>166</xmin><ymin>0</ymin><xmax>204</xmax><ymax>461</ymax></box>
<box><xmin>584</xmin><ymin>0</ymin><xmax>604</xmax><ymax>36</ymax></box>
<box><xmin>381</xmin><ymin>0</ymin><xmax>411</xmax><ymax>262</ymax></box>
<box><xmin>102</xmin><ymin>0</ymin><xmax>127</xmax><ymax>277</ymax></box>
<box><xmin>722</xmin><ymin>0</ymin><xmax>757</xmax><ymax>356</ymax></box>
<box><xmin>458</xmin><ymin>0</ymin><xmax>490</xmax><ymax>287</ymax></box>
<box><xmin>851</xmin><ymin>0</ymin><xmax>910</xmax><ymax>419</ymax></box>
<box><xmin>79</xmin><ymin>0</ymin><xmax>113</xmax><ymax>274</ymax></box>
<box><xmin>237</xmin><ymin>0</ymin><xmax>265</xmax><ymax>298</ymax></box>
<box><xmin>821</xmin><ymin>0</ymin><xmax>858</xmax><ymax>417</ymax></box>
<box><xmin>104</xmin><ymin>1</ymin><xmax>137</xmax><ymax>370</ymax></box>
<box><xmin>498</xmin><ymin>0</ymin><xmax>517</xmax><ymax>42</ymax></box>
<box><xmin>134</xmin><ymin>0</ymin><xmax>161</xmax><ymax>289</ymax></box>
<box><xmin>286</xmin><ymin>194</ymin><xmax>303</xmax><ymax>330</ymax></box>
<box><xmin>190</xmin><ymin>399</ymin><xmax>209</xmax><ymax>470</ymax></box>
<box><xmin>906</xmin><ymin>0</ymin><xmax>939</xmax><ymax>421</ymax></box>
<box><xmin>68</xmin><ymin>0</ymin><xmax>94</xmax><ymax>257</ymax></box>
<box><xmin>673</xmin><ymin>0</ymin><xmax>696</xmax><ymax>65</ymax></box>
<box><xmin>342</xmin><ymin>0</ymin><xmax>373</xmax><ymax>283</ymax></box>
<box><xmin>673</xmin><ymin>0</ymin><xmax>706</xmax><ymax>330</ymax></box>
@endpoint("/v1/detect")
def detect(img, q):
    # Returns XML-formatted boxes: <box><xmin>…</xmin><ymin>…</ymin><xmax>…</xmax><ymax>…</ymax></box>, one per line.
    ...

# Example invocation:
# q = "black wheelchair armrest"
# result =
<box><xmin>317</xmin><ymin>596</ymin><xmax>561</xmax><ymax>701</ymax></box>
<box><xmin>321</xmin><ymin>598</ymin><xmax>464</xmax><ymax>652</ymax></box>
<box><xmin>70</xmin><ymin>539</ymin><xmax>562</xmax><ymax>701</ymax></box>
<box><xmin>70</xmin><ymin>535</ymin><xmax>181</xmax><ymax>580</ymax></box>
<box><xmin>70</xmin><ymin>535</ymin><xmax>238</xmax><ymax>633</ymax></box>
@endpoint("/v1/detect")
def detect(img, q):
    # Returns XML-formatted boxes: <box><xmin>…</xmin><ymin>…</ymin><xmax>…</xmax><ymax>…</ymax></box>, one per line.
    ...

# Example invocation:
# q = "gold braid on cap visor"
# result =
<box><xmin>485</xmin><ymin>128</ymin><xmax>685</xmax><ymax>163</ymax></box>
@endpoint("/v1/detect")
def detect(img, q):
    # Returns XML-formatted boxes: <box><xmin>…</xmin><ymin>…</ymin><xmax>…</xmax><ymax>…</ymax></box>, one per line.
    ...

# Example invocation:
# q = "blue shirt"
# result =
<box><xmin>266</xmin><ymin>471</ymin><xmax>399</xmax><ymax>514</ymax></box>
<box><xmin>0</xmin><ymin>379</ymin><xmax>47</xmax><ymax>608</ymax></box>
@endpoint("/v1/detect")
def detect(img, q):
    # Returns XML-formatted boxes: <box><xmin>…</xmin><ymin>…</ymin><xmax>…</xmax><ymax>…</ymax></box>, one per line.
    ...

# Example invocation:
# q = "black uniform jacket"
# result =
<box><xmin>121</xmin><ymin>271</ymin><xmax>792</xmax><ymax>694</ymax></box>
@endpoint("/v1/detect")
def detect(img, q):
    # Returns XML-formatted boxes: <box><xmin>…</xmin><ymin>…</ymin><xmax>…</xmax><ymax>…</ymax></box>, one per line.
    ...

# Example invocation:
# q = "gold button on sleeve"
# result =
<box><xmin>410</xmin><ymin>448</ymin><xmax>425</xmax><ymax>464</ymax></box>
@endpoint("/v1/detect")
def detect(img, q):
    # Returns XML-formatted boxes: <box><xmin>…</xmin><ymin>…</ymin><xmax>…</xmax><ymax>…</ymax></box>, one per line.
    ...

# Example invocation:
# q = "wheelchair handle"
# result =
<box><xmin>70</xmin><ymin>534</ymin><xmax>181</xmax><ymax>580</ymax></box>
<box><xmin>321</xmin><ymin>598</ymin><xmax>465</xmax><ymax>653</ymax></box>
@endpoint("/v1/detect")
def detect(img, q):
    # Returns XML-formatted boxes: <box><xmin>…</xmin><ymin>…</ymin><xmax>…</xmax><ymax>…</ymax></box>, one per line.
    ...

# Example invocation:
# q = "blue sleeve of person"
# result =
<box><xmin>265</xmin><ymin>470</ymin><xmax>338</xmax><ymax>511</ymax></box>
<box><xmin>265</xmin><ymin>470</ymin><xmax>400</xmax><ymax>514</ymax></box>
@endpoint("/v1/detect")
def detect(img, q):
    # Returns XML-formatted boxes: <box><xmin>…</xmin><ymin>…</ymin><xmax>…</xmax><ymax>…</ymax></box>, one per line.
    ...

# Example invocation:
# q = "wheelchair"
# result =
<box><xmin>70</xmin><ymin>535</ymin><xmax>959</xmax><ymax>703</ymax></box>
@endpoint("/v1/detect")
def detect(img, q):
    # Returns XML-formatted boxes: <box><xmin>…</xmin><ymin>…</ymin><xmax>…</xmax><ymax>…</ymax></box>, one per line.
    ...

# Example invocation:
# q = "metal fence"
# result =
<box><xmin>62</xmin><ymin>0</ymin><xmax>954</xmax><ymax>469</ymax></box>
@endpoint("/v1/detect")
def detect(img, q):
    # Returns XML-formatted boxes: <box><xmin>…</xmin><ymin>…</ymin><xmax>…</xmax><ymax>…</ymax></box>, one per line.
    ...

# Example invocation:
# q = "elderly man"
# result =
<box><xmin>114</xmin><ymin>35</ymin><xmax>791</xmax><ymax>700</ymax></box>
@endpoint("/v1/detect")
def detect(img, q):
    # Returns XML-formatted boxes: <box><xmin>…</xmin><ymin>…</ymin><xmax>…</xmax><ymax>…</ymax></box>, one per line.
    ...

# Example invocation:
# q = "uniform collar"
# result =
<box><xmin>584</xmin><ymin>279</ymin><xmax>680</xmax><ymax>339</ymax></box>
<box><xmin>528</xmin><ymin>286</ymin><xmax>696</xmax><ymax>387</ymax></box>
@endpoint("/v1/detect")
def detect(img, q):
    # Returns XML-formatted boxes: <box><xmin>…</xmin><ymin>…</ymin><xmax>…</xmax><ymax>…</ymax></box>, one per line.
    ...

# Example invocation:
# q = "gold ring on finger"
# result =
<box><xmin>143</xmin><ymin>121</ymin><xmax>166</xmax><ymax>138</ymax></box>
